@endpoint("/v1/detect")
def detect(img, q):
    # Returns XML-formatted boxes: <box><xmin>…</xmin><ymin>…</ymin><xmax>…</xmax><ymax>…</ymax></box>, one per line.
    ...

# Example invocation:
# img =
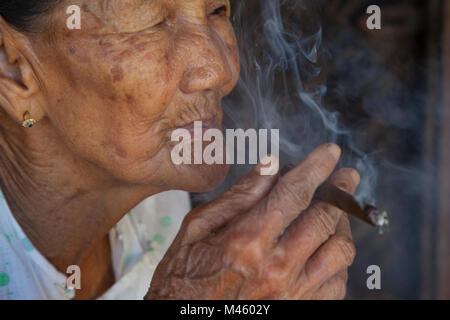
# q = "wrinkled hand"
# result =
<box><xmin>145</xmin><ymin>144</ymin><xmax>360</xmax><ymax>300</ymax></box>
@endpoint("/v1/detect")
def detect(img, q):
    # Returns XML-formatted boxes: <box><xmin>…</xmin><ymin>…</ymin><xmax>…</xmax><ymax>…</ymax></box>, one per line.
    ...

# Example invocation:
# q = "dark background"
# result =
<box><xmin>321</xmin><ymin>0</ymin><xmax>426</xmax><ymax>300</ymax></box>
<box><xmin>210</xmin><ymin>0</ymin><xmax>449</xmax><ymax>299</ymax></box>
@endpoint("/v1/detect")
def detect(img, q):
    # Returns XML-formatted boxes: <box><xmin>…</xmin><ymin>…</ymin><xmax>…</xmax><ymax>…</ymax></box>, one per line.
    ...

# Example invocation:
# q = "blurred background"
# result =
<box><xmin>320</xmin><ymin>0</ymin><xmax>448</xmax><ymax>300</ymax></box>
<box><xmin>195</xmin><ymin>0</ymin><xmax>449</xmax><ymax>299</ymax></box>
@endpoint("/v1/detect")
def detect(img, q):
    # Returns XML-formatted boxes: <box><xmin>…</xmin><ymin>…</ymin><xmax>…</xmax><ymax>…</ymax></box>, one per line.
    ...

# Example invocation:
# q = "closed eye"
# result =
<box><xmin>210</xmin><ymin>5</ymin><xmax>228</xmax><ymax>17</ymax></box>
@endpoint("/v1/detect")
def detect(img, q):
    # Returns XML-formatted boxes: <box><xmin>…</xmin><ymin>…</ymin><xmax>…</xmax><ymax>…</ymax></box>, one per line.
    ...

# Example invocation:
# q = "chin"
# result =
<box><xmin>173</xmin><ymin>163</ymin><xmax>231</xmax><ymax>193</ymax></box>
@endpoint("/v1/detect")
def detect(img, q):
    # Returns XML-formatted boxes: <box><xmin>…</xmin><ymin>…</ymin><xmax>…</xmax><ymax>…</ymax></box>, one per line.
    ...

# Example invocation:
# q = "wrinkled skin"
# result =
<box><xmin>31</xmin><ymin>0</ymin><xmax>239</xmax><ymax>189</ymax></box>
<box><xmin>0</xmin><ymin>0</ymin><xmax>358</xmax><ymax>299</ymax></box>
<box><xmin>146</xmin><ymin>144</ymin><xmax>359</xmax><ymax>299</ymax></box>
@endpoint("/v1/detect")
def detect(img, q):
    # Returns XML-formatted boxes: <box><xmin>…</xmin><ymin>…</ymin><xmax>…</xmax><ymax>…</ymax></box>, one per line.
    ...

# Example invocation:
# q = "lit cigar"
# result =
<box><xmin>313</xmin><ymin>182</ymin><xmax>389</xmax><ymax>233</ymax></box>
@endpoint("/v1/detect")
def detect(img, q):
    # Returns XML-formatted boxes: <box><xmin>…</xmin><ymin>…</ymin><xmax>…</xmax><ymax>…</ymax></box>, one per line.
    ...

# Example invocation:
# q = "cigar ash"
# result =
<box><xmin>313</xmin><ymin>182</ymin><xmax>389</xmax><ymax>234</ymax></box>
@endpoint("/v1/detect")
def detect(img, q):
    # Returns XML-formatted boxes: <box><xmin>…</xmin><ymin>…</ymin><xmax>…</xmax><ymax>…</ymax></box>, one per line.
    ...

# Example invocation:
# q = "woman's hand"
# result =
<box><xmin>145</xmin><ymin>144</ymin><xmax>359</xmax><ymax>300</ymax></box>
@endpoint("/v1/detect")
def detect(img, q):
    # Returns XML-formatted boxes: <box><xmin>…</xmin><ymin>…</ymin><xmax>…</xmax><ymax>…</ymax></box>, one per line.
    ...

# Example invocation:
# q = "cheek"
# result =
<box><xmin>100</xmin><ymin>44</ymin><xmax>179</xmax><ymax>161</ymax></box>
<box><xmin>100</xmin><ymin>32</ymin><xmax>178</xmax><ymax>118</ymax></box>
<box><xmin>43</xmin><ymin>35</ymin><xmax>178</xmax><ymax>170</ymax></box>
<box><xmin>87</xmin><ymin>33</ymin><xmax>180</xmax><ymax>152</ymax></box>
<box><xmin>43</xmin><ymin>26</ymin><xmax>235</xmax><ymax>186</ymax></box>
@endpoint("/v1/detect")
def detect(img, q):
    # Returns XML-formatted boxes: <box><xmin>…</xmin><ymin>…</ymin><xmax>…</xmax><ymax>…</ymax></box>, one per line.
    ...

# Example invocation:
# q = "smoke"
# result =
<box><xmin>198</xmin><ymin>0</ymin><xmax>378</xmax><ymax>205</ymax></box>
<box><xmin>193</xmin><ymin>0</ymin><xmax>432</xmax><ymax>299</ymax></box>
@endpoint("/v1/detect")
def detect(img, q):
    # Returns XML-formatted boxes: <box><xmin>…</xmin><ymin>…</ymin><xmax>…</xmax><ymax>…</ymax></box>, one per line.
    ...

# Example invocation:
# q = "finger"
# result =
<box><xmin>310</xmin><ymin>270</ymin><xmax>348</xmax><ymax>300</ymax></box>
<box><xmin>253</xmin><ymin>143</ymin><xmax>342</xmax><ymax>241</ymax></box>
<box><xmin>297</xmin><ymin>213</ymin><xmax>355</xmax><ymax>296</ymax></box>
<box><xmin>278</xmin><ymin>168</ymin><xmax>359</xmax><ymax>265</ymax></box>
<box><xmin>184</xmin><ymin>155</ymin><xmax>279</xmax><ymax>237</ymax></box>
<box><xmin>205</xmin><ymin>154</ymin><xmax>279</xmax><ymax>213</ymax></box>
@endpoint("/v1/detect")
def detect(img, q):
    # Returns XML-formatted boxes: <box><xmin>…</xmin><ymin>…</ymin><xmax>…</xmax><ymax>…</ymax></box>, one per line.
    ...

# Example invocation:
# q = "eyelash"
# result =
<box><xmin>210</xmin><ymin>5</ymin><xmax>228</xmax><ymax>17</ymax></box>
<box><xmin>152</xmin><ymin>4</ymin><xmax>227</xmax><ymax>29</ymax></box>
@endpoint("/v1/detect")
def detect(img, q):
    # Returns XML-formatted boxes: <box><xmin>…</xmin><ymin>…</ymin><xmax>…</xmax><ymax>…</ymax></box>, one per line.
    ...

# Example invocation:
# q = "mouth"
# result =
<box><xmin>165</xmin><ymin>93</ymin><xmax>224</xmax><ymax>140</ymax></box>
<box><xmin>177</xmin><ymin>115</ymin><xmax>221</xmax><ymax>136</ymax></box>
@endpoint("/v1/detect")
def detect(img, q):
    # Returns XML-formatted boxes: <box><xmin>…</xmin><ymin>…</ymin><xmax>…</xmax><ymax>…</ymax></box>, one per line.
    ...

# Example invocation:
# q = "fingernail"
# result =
<box><xmin>349</xmin><ymin>169</ymin><xmax>360</xmax><ymax>182</ymax></box>
<box><xmin>327</xmin><ymin>143</ymin><xmax>341</xmax><ymax>160</ymax></box>
<box><xmin>336</xmin><ymin>181</ymin><xmax>350</xmax><ymax>191</ymax></box>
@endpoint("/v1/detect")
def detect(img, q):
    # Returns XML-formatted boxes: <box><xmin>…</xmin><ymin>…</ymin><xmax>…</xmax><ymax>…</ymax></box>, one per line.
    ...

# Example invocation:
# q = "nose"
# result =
<box><xmin>178</xmin><ymin>25</ymin><xmax>235</xmax><ymax>95</ymax></box>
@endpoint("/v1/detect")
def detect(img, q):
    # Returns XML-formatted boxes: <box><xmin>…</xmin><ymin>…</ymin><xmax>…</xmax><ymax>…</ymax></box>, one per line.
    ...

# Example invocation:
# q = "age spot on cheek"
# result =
<box><xmin>126</xmin><ymin>94</ymin><xmax>135</xmax><ymax>104</ymax></box>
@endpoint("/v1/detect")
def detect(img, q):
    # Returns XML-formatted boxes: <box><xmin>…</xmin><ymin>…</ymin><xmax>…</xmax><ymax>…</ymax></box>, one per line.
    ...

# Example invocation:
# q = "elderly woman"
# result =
<box><xmin>0</xmin><ymin>0</ymin><xmax>359</xmax><ymax>300</ymax></box>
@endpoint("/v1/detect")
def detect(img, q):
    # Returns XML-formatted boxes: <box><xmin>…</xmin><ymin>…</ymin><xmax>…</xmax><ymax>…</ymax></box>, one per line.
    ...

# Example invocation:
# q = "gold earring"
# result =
<box><xmin>22</xmin><ymin>111</ymin><xmax>37</xmax><ymax>128</ymax></box>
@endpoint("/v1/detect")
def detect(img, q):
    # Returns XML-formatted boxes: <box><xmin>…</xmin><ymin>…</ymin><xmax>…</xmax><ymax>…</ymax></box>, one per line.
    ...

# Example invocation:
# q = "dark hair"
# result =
<box><xmin>0</xmin><ymin>0</ymin><xmax>60</xmax><ymax>31</ymax></box>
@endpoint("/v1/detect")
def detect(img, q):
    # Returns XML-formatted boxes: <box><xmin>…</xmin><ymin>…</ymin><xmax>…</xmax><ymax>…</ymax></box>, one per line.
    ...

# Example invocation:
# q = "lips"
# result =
<box><xmin>167</xmin><ymin>92</ymin><xmax>223</xmax><ymax>138</ymax></box>
<box><xmin>177</xmin><ymin>115</ymin><xmax>220</xmax><ymax>136</ymax></box>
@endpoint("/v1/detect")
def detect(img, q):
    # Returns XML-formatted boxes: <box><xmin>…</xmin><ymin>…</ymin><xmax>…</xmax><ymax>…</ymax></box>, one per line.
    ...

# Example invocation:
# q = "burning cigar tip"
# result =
<box><xmin>313</xmin><ymin>182</ymin><xmax>389</xmax><ymax>234</ymax></box>
<box><xmin>365</xmin><ymin>206</ymin><xmax>389</xmax><ymax>234</ymax></box>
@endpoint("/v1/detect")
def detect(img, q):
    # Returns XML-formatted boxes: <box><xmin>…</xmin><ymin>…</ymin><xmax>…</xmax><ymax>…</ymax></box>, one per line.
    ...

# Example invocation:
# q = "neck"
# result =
<box><xmin>0</xmin><ymin>117</ymin><xmax>160</xmax><ymax>272</ymax></box>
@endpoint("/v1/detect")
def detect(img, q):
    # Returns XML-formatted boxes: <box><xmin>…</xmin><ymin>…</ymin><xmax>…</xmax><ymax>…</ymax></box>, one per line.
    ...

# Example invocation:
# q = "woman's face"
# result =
<box><xmin>31</xmin><ymin>0</ymin><xmax>239</xmax><ymax>192</ymax></box>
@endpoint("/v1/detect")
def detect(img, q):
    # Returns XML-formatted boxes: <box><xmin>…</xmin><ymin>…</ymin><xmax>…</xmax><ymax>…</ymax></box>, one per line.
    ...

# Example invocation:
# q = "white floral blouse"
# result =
<box><xmin>0</xmin><ymin>190</ymin><xmax>191</xmax><ymax>300</ymax></box>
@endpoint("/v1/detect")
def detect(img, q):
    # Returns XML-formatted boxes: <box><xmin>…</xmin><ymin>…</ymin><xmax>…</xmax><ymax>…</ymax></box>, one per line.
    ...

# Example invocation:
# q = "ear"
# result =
<box><xmin>0</xmin><ymin>17</ymin><xmax>45</xmax><ymax>125</ymax></box>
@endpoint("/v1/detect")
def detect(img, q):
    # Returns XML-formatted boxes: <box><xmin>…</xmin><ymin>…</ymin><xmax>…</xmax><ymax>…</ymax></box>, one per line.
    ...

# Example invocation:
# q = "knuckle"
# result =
<box><xmin>310</xmin><ymin>204</ymin><xmax>337</xmax><ymax>236</ymax></box>
<box><xmin>309</xmin><ymin>163</ymin><xmax>328</xmax><ymax>183</ymax></box>
<box><xmin>222</xmin><ymin>180</ymin><xmax>265</xmax><ymax>208</ymax></box>
<box><xmin>277</xmin><ymin>180</ymin><xmax>312</xmax><ymax>210</ymax></box>
<box><xmin>184</xmin><ymin>217</ymin><xmax>201</xmax><ymax>232</ymax></box>
<box><xmin>225</xmin><ymin>233</ymin><xmax>265</xmax><ymax>266</ymax></box>
<box><xmin>182</xmin><ymin>217</ymin><xmax>206</xmax><ymax>242</ymax></box>
<box><xmin>227</xmin><ymin>177</ymin><xmax>255</xmax><ymax>197</ymax></box>
<box><xmin>335</xmin><ymin>236</ymin><xmax>356</xmax><ymax>266</ymax></box>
